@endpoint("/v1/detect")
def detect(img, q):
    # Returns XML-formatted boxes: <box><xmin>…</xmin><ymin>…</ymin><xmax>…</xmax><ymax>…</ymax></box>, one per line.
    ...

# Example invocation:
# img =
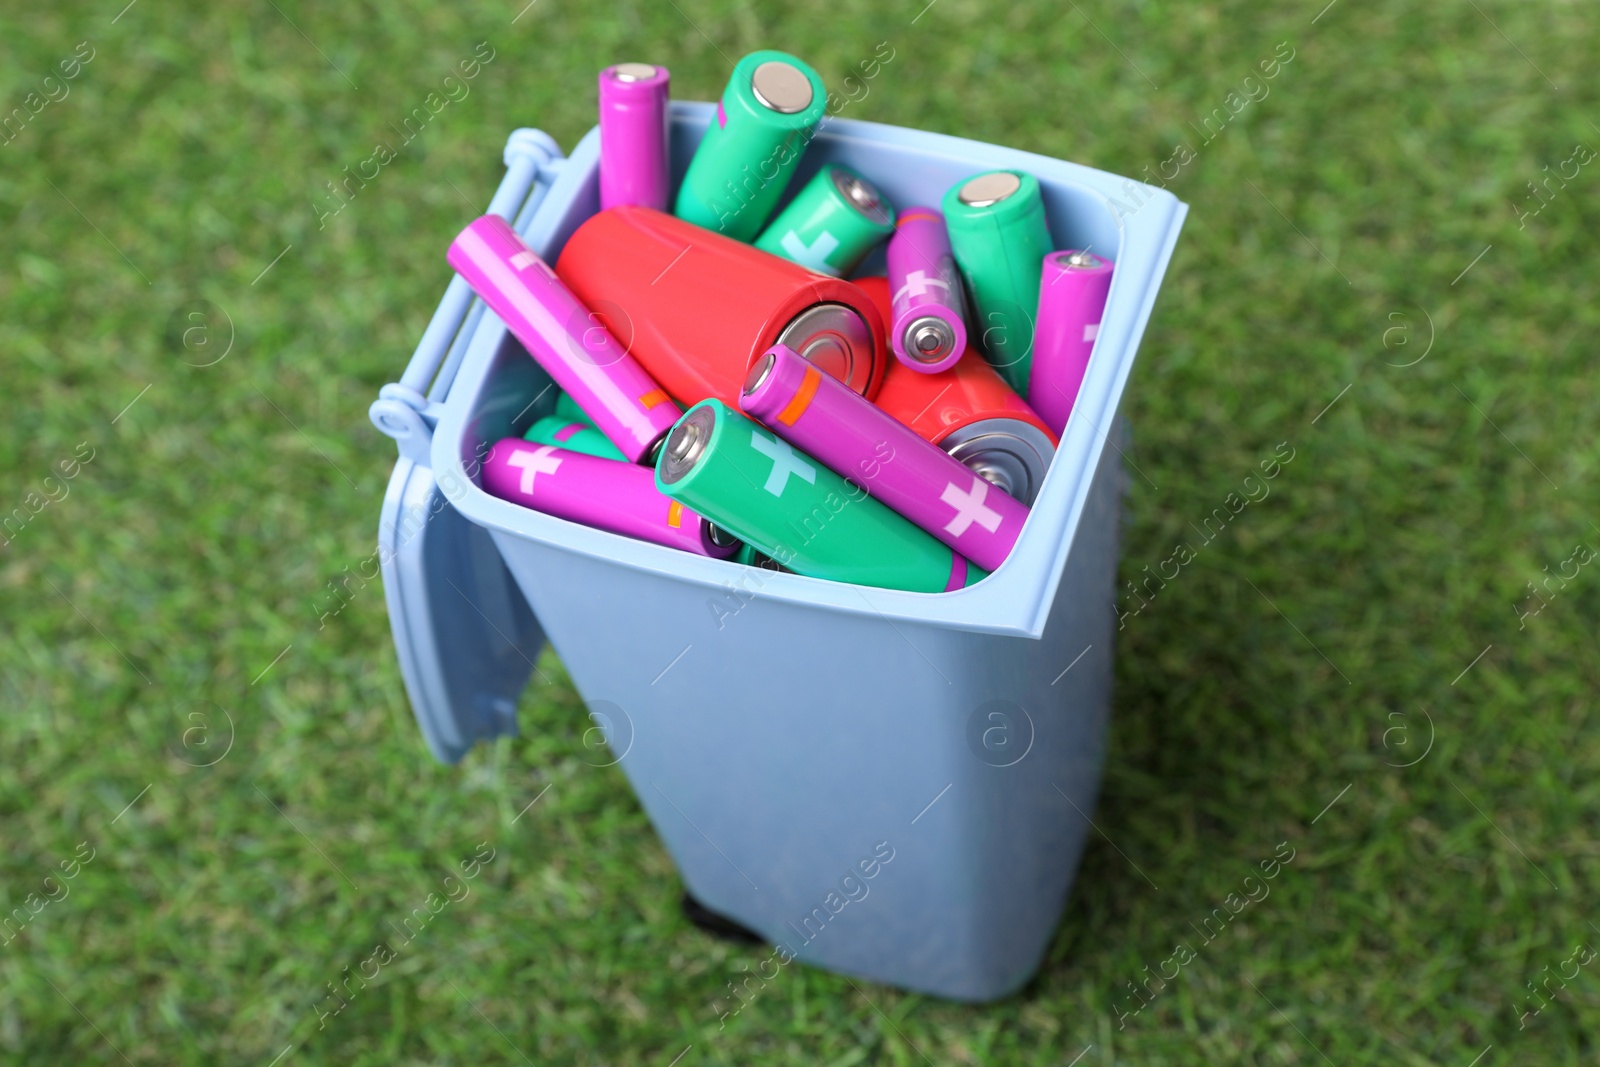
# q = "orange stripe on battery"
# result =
<box><xmin>639</xmin><ymin>389</ymin><xmax>671</xmax><ymax>410</ymax></box>
<box><xmin>777</xmin><ymin>366</ymin><xmax>821</xmax><ymax>426</ymax></box>
<box><xmin>898</xmin><ymin>210</ymin><xmax>942</xmax><ymax>227</ymax></box>
<box><xmin>666</xmin><ymin>500</ymin><xmax>684</xmax><ymax>528</ymax></box>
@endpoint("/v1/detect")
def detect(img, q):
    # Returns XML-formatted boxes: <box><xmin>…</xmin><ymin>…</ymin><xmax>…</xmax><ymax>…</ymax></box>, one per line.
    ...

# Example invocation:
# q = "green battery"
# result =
<box><xmin>553</xmin><ymin>391</ymin><xmax>594</xmax><ymax>427</ymax></box>
<box><xmin>941</xmin><ymin>170</ymin><xmax>1053</xmax><ymax>396</ymax></box>
<box><xmin>753</xmin><ymin>165</ymin><xmax>895</xmax><ymax>276</ymax></box>
<box><xmin>674</xmin><ymin>50</ymin><xmax>827</xmax><ymax>242</ymax></box>
<box><xmin>522</xmin><ymin>414</ymin><xmax>627</xmax><ymax>461</ymax></box>
<box><xmin>656</xmin><ymin>399</ymin><xmax>986</xmax><ymax>593</ymax></box>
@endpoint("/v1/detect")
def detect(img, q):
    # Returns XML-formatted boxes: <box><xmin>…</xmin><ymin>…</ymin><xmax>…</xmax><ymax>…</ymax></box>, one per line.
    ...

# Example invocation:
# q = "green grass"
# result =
<box><xmin>2</xmin><ymin>0</ymin><xmax>1597</xmax><ymax>1063</ymax></box>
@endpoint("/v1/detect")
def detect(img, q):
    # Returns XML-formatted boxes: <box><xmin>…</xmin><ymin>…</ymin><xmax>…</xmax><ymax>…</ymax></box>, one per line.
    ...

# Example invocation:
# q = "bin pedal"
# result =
<box><xmin>680</xmin><ymin>891</ymin><xmax>764</xmax><ymax>945</ymax></box>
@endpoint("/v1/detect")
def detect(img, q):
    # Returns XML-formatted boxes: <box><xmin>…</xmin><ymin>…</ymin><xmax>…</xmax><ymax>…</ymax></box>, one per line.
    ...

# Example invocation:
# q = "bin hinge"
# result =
<box><xmin>371</xmin><ymin>384</ymin><xmax>446</xmax><ymax>466</ymax></box>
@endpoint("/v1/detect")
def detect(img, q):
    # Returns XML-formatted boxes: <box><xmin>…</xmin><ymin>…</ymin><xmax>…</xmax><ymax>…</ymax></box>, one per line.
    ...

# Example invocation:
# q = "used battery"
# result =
<box><xmin>449</xmin><ymin>215</ymin><xmax>681</xmax><ymax>464</ymax></box>
<box><xmin>857</xmin><ymin>277</ymin><xmax>1057</xmax><ymax>506</ymax></box>
<box><xmin>941</xmin><ymin>170</ymin><xmax>1053</xmax><ymax>397</ymax></box>
<box><xmin>556</xmin><ymin>206</ymin><xmax>886</xmax><ymax>409</ymax></box>
<box><xmin>886</xmin><ymin>206</ymin><xmax>967</xmax><ymax>373</ymax></box>
<box><xmin>656</xmin><ymin>400</ymin><xmax>985</xmax><ymax>593</ymax></box>
<box><xmin>753</xmin><ymin>164</ymin><xmax>896</xmax><ymax>277</ymax></box>
<box><xmin>741</xmin><ymin>344</ymin><xmax>1028</xmax><ymax>573</ymax></box>
<box><xmin>674</xmin><ymin>50</ymin><xmax>827</xmax><ymax>241</ymax></box>
<box><xmin>483</xmin><ymin>438</ymin><xmax>738</xmax><ymax>558</ymax></box>
<box><xmin>1029</xmin><ymin>250</ymin><xmax>1114</xmax><ymax>437</ymax></box>
<box><xmin>599</xmin><ymin>62</ymin><xmax>671</xmax><ymax>212</ymax></box>
<box><xmin>554</xmin><ymin>390</ymin><xmax>595</xmax><ymax>427</ymax></box>
<box><xmin>524</xmin><ymin>414</ymin><xmax>627</xmax><ymax>461</ymax></box>
<box><xmin>734</xmin><ymin>542</ymin><xmax>786</xmax><ymax>571</ymax></box>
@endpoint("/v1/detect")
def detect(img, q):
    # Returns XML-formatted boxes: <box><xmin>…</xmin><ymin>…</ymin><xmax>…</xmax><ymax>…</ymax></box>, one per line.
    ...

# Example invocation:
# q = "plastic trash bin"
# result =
<box><xmin>370</xmin><ymin>105</ymin><xmax>1186</xmax><ymax>1001</ymax></box>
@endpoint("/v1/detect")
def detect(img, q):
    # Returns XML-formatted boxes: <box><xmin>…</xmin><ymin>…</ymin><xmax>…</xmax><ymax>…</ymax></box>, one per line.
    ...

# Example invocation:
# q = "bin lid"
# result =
<box><xmin>378</xmin><ymin>455</ymin><xmax>545</xmax><ymax>763</ymax></box>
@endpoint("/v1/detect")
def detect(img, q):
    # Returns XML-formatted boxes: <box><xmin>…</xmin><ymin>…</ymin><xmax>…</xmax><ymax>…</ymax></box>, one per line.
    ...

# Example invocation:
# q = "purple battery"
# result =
<box><xmin>886</xmin><ymin>206</ymin><xmax>968</xmax><ymax>374</ymax></box>
<box><xmin>740</xmin><ymin>343</ymin><xmax>1028</xmax><ymax>572</ymax></box>
<box><xmin>599</xmin><ymin>62</ymin><xmax>671</xmax><ymax>212</ymax></box>
<box><xmin>1028</xmin><ymin>250</ymin><xmax>1114</xmax><ymax>436</ymax></box>
<box><xmin>449</xmin><ymin>215</ymin><xmax>681</xmax><ymax>463</ymax></box>
<box><xmin>481</xmin><ymin>438</ymin><xmax>738</xmax><ymax>558</ymax></box>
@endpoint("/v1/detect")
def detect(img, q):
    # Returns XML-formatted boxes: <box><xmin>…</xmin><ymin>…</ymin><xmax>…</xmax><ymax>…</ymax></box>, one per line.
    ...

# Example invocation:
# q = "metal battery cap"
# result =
<box><xmin>831</xmin><ymin>168</ymin><xmax>890</xmax><ymax>226</ymax></box>
<box><xmin>743</xmin><ymin>350</ymin><xmax>778</xmax><ymax>395</ymax></box>
<box><xmin>660</xmin><ymin>406</ymin><xmax>717</xmax><ymax>485</ymax></box>
<box><xmin>776</xmin><ymin>303</ymin><xmax>874</xmax><ymax>395</ymax></box>
<box><xmin>750</xmin><ymin>61</ymin><xmax>813</xmax><ymax>114</ymax></box>
<box><xmin>1057</xmin><ymin>250</ymin><xmax>1106</xmax><ymax>270</ymax></box>
<box><xmin>707</xmin><ymin>524</ymin><xmax>741</xmax><ymax>548</ymax></box>
<box><xmin>939</xmin><ymin>418</ymin><xmax>1056</xmax><ymax>506</ymax></box>
<box><xmin>957</xmin><ymin>171</ymin><xmax>1022</xmax><ymax>208</ymax></box>
<box><xmin>611</xmin><ymin>63</ymin><xmax>659</xmax><ymax>82</ymax></box>
<box><xmin>902</xmin><ymin>316</ymin><xmax>957</xmax><ymax>363</ymax></box>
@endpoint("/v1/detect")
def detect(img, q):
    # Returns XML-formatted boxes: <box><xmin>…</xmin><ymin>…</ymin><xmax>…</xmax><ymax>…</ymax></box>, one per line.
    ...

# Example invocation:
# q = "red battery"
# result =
<box><xmin>858</xmin><ymin>276</ymin><xmax>1059</xmax><ymax>506</ymax></box>
<box><xmin>555</xmin><ymin>206</ymin><xmax>887</xmax><ymax>410</ymax></box>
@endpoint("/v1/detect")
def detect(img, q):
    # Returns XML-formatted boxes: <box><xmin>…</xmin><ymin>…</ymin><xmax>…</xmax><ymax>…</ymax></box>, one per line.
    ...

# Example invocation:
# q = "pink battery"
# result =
<box><xmin>481</xmin><ymin>438</ymin><xmax>738</xmax><ymax>558</ymax></box>
<box><xmin>448</xmin><ymin>215</ymin><xmax>681</xmax><ymax>463</ymax></box>
<box><xmin>886</xmin><ymin>206</ymin><xmax>968</xmax><ymax>374</ymax></box>
<box><xmin>740</xmin><ymin>343</ymin><xmax>1028</xmax><ymax>573</ymax></box>
<box><xmin>599</xmin><ymin>63</ymin><xmax>670</xmax><ymax>212</ymax></box>
<box><xmin>1028</xmin><ymin>250</ymin><xmax>1114</xmax><ymax>436</ymax></box>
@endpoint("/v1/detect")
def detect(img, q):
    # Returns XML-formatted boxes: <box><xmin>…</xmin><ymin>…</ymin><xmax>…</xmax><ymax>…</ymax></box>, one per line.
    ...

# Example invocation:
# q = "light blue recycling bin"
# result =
<box><xmin>370</xmin><ymin>106</ymin><xmax>1186</xmax><ymax>1001</ymax></box>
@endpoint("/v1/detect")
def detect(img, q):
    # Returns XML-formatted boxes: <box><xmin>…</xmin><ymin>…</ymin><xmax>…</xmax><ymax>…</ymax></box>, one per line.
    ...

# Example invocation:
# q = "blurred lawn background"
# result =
<box><xmin>2</xmin><ymin>0</ymin><xmax>1597</xmax><ymax>1063</ymax></box>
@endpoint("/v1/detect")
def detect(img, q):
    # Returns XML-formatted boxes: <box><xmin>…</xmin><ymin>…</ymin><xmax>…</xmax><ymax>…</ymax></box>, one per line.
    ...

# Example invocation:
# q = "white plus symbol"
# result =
<box><xmin>750</xmin><ymin>431</ymin><xmax>816</xmax><ymax>496</ymax></box>
<box><xmin>507</xmin><ymin>445</ymin><xmax>563</xmax><ymax>495</ymax></box>
<box><xmin>893</xmin><ymin>269</ymin><xmax>949</xmax><ymax>305</ymax></box>
<box><xmin>779</xmin><ymin>229</ymin><xmax>841</xmax><ymax>272</ymax></box>
<box><xmin>940</xmin><ymin>475</ymin><xmax>1003</xmax><ymax>536</ymax></box>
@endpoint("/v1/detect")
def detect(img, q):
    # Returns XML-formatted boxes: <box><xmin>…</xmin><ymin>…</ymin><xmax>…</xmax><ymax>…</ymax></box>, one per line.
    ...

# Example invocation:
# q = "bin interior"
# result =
<box><xmin>432</xmin><ymin>103</ymin><xmax>1187</xmax><ymax>638</ymax></box>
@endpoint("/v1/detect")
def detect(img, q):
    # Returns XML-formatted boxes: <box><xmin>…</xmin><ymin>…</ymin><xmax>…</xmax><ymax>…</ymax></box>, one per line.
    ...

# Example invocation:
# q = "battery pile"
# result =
<box><xmin>455</xmin><ymin>50</ymin><xmax>1115</xmax><ymax>593</ymax></box>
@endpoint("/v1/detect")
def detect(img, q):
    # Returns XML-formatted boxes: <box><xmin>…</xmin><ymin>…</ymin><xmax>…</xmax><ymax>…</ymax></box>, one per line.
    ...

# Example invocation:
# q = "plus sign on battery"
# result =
<box><xmin>893</xmin><ymin>269</ymin><xmax>950</xmax><ymax>305</ymax></box>
<box><xmin>507</xmin><ymin>445</ymin><xmax>563</xmax><ymax>494</ymax></box>
<box><xmin>778</xmin><ymin>229</ymin><xmax>840</xmax><ymax>271</ymax></box>
<box><xmin>750</xmin><ymin>431</ymin><xmax>816</xmax><ymax>496</ymax></box>
<box><xmin>940</xmin><ymin>475</ymin><xmax>1003</xmax><ymax>536</ymax></box>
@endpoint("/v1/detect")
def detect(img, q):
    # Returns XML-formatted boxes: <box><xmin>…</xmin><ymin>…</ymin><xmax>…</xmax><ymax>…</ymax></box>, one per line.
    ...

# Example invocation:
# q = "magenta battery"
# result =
<box><xmin>449</xmin><ymin>215</ymin><xmax>681</xmax><ymax>463</ymax></box>
<box><xmin>481</xmin><ymin>438</ymin><xmax>739</xmax><ymax>558</ymax></box>
<box><xmin>1028</xmin><ymin>250</ymin><xmax>1114</xmax><ymax>436</ymax></box>
<box><xmin>599</xmin><ymin>63</ymin><xmax>670</xmax><ymax>211</ymax></box>
<box><xmin>740</xmin><ymin>343</ymin><xmax>1028</xmax><ymax>573</ymax></box>
<box><xmin>886</xmin><ymin>206</ymin><xmax>968</xmax><ymax>374</ymax></box>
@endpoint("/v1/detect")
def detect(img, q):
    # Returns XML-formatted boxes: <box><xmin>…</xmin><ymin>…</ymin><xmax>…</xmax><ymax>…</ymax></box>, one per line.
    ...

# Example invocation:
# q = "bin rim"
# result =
<box><xmin>432</xmin><ymin>104</ymin><xmax>1186</xmax><ymax>639</ymax></box>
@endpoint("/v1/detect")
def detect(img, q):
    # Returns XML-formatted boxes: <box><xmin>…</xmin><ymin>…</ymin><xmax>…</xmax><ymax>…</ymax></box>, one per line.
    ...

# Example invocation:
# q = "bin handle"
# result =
<box><xmin>370</xmin><ymin>128</ymin><xmax>565</xmax><ymax>465</ymax></box>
